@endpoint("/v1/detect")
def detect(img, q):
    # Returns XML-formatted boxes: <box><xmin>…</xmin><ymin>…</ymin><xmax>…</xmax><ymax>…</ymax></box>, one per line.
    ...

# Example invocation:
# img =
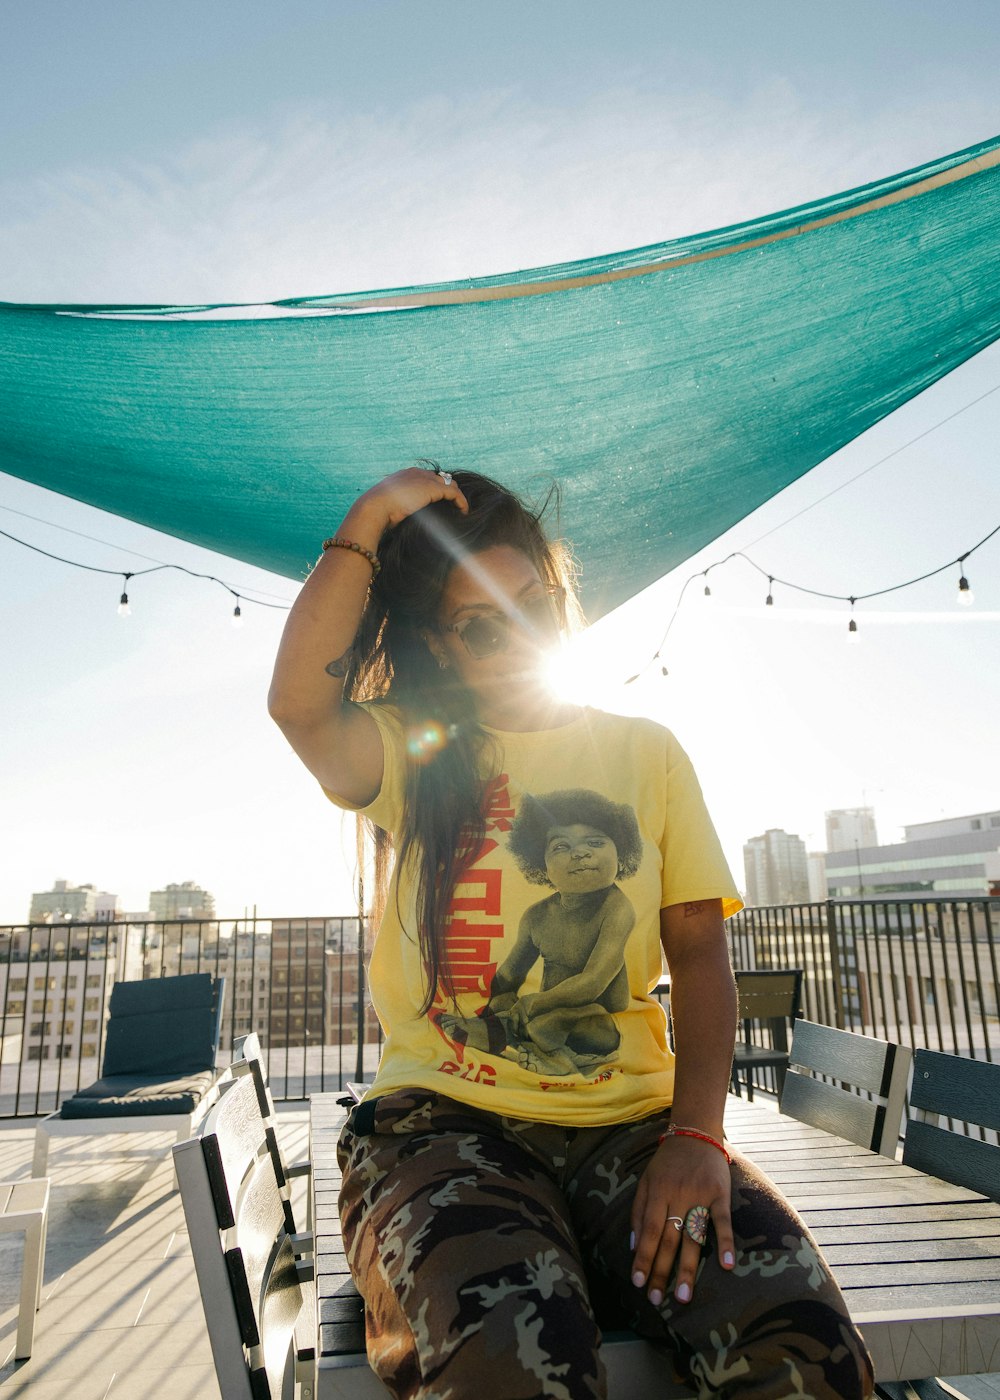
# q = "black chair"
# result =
<box><xmin>874</xmin><ymin>1050</ymin><xmax>1000</xmax><ymax>1400</ymax></box>
<box><xmin>173</xmin><ymin>1069</ymin><xmax>316</xmax><ymax>1400</ymax></box>
<box><xmin>729</xmin><ymin>968</ymin><xmax>802</xmax><ymax>1100</ymax></box>
<box><xmin>902</xmin><ymin>1049</ymin><xmax>1000</xmax><ymax>1201</ymax></box>
<box><xmin>779</xmin><ymin>1020</ymin><xmax>912</xmax><ymax>1156</ymax></box>
<box><xmin>33</xmin><ymin>972</ymin><xmax>226</xmax><ymax>1176</ymax></box>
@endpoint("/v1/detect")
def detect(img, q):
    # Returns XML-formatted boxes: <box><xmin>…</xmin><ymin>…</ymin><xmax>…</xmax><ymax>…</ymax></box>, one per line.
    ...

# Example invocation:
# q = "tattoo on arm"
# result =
<box><xmin>324</xmin><ymin>651</ymin><xmax>351</xmax><ymax>679</ymax></box>
<box><xmin>683</xmin><ymin>901</ymin><xmax>707</xmax><ymax>918</ymax></box>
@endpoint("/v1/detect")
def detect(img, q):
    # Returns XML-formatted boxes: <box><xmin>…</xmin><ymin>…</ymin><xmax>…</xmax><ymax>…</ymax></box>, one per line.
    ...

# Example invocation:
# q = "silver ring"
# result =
<box><xmin>667</xmin><ymin>1216</ymin><xmax>684</xmax><ymax>1232</ymax></box>
<box><xmin>433</xmin><ymin>467</ymin><xmax>454</xmax><ymax>486</ymax></box>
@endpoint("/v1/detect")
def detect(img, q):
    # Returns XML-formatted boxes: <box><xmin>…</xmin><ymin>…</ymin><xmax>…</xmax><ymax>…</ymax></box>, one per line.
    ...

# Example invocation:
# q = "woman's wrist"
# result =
<box><xmin>658</xmin><ymin>1124</ymin><xmax>731</xmax><ymax>1165</ymax></box>
<box><xmin>334</xmin><ymin>498</ymin><xmax>389</xmax><ymax>551</ymax></box>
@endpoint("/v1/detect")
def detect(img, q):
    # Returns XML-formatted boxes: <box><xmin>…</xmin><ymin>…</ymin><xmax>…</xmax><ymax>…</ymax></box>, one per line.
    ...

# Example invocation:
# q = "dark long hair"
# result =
<box><xmin>345</xmin><ymin>469</ymin><xmax>581</xmax><ymax>1013</ymax></box>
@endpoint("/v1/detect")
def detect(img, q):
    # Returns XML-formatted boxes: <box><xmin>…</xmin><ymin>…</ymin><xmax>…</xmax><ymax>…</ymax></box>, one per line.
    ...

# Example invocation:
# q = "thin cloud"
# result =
<box><xmin>0</xmin><ymin>84</ymin><xmax>993</xmax><ymax>305</ymax></box>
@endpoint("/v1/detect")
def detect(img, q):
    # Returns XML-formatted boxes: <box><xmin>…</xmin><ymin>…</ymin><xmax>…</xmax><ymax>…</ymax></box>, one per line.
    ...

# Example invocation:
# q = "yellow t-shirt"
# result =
<box><xmin>325</xmin><ymin>705</ymin><xmax>742</xmax><ymax>1126</ymax></box>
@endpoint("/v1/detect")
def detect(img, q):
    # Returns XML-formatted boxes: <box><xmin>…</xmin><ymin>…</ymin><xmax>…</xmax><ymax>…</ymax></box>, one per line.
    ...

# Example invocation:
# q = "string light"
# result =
<box><xmin>628</xmin><ymin>519</ymin><xmax>999</xmax><ymax>683</ymax></box>
<box><xmin>0</xmin><ymin>525</ymin><xmax>293</xmax><ymax>619</ymax></box>
<box><xmin>847</xmin><ymin>598</ymin><xmax>859</xmax><ymax>645</ymax></box>
<box><xmin>1</xmin><ymin>513</ymin><xmax>997</xmax><ymax>662</ymax></box>
<box><xmin>957</xmin><ymin>557</ymin><xmax>974</xmax><ymax>606</ymax></box>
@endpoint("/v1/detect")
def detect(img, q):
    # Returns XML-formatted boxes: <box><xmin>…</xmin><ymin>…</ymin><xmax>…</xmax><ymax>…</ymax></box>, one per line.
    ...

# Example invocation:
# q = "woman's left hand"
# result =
<box><xmin>629</xmin><ymin>1133</ymin><xmax>735</xmax><ymax>1307</ymax></box>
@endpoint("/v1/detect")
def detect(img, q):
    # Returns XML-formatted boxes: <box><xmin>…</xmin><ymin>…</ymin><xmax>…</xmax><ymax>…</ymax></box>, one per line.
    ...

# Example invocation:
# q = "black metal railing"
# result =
<box><xmin>728</xmin><ymin>898</ymin><xmax>999</xmax><ymax>1057</ymax></box>
<box><xmin>728</xmin><ymin>898</ymin><xmax>1000</xmax><ymax>1142</ymax></box>
<box><xmin>2</xmin><ymin>897</ymin><xmax>997</xmax><ymax>1119</ymax></box>
<box><xmin>0</xmin><ymin>915</ymin><xmax>384</xmax><ymax>1117</ymax></box>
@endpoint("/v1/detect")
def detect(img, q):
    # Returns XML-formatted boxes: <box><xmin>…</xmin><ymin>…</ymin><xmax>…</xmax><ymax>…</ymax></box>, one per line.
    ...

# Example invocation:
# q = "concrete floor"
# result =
<box><xmin>0</xmin><ymin>1105</ymin><xmax>997</xmax><ymax>1400</ymax></box>
<box><xmin>0</xmin><ymin>1106</ymin><xmax>309</xmax><ymax>1400</ymax></box>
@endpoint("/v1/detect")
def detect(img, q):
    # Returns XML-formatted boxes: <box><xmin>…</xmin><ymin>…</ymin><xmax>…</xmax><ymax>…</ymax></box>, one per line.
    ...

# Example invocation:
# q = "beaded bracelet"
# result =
<box><xmin>657</xmin><ymin>1125</ymin><xmax>732</xmax><ymax>1165</ymax></box>
<box><xmin>321</xmin><ymin>535</ymin><xmax>381</xmax><ymax>576</ymax></box>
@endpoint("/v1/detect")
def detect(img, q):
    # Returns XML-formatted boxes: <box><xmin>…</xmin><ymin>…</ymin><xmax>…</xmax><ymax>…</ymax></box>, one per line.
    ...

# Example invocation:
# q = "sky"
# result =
<box><xmin>1</xmin><ymin>0</ymin><xmax>999</xmax><ymax>924</ymax></box>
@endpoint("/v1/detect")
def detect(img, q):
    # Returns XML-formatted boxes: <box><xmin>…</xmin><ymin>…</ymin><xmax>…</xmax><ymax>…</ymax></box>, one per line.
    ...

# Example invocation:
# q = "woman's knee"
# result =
<box><xmin>371</xmin><ymin>1246</ymin><xmax>608</xmax><ymax>1400</ymax></box>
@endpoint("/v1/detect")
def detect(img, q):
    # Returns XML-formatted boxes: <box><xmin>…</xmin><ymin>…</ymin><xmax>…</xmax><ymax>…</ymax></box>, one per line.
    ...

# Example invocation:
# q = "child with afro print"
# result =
<box><xmin>441</xmin><ymin>788</ymin><xmax>643</xmax><ymax>1076</ymax></box>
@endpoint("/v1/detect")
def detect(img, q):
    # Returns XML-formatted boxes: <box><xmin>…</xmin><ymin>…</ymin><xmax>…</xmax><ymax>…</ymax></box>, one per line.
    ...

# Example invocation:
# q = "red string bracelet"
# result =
<box><xmin>657</xmin><ymin>1124</ymin><xmax>732</xmax><ymax>1165</ymax></box>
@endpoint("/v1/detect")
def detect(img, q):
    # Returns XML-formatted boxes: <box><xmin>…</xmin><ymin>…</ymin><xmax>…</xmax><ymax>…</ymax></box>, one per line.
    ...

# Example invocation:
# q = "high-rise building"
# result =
<box><xmin>807</xmin><ymin>852</ymin><xmax>828</xmax><ymax>902</ymax></box>
<box><xmin>149</xmin><ymin>882</ymin><xmax>216</xmax><ymax>921</ymax></box>
<box><xmin>825</xmin><ymin>808</ymin><xmax>878</xmax><ymax>853</ymax></box>
<box><xmin>825</xmin><ymin>809</ymin><xmax>1000</xmax><ymax>898</ymax></box>
<box><xmin>742</xmin><ymin>829</ymin><xmax>811</xmax><ymax>906</ymax></box>
<box><xmin>29</xmin><ymin>880</ymin><xmax>98</xmax><ymax>923</ymax></box>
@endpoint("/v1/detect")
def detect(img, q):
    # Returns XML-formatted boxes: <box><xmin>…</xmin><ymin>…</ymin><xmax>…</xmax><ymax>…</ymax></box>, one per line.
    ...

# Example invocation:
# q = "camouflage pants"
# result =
<box><xmin>338</xmin><ymin>1089</ymin><xmax>874</xmax><ymax>1400</ymax></box>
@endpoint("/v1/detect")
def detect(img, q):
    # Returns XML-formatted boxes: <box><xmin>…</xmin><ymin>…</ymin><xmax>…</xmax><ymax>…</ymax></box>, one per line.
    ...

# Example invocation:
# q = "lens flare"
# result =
<box><xmin>406</xmin><ymin>722</ymin><xmax>449</xmax><ymax>763</ymax></box>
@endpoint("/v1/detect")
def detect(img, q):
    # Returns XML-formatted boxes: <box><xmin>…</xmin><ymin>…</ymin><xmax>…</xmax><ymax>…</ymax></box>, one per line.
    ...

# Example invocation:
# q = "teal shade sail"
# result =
<box><xmin>2</xmin><ymin>133</ymin><xmax>999</xmax><ymax>617</ymax></box>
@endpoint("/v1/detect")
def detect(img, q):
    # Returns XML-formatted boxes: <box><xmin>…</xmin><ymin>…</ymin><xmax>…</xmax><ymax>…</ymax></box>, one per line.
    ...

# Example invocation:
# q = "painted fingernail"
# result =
<box><xmin>676</xmin><ymin>1282</ymin><xmax>691</xmax><ymax>1303</ymax></box>
<box><xmin>723</xmin><ymin>1251</ymin><xmax>735</xmax><ymax>1268</ymax></box>
<box><xmin>649</xmin><ymin>1288</ymin><xmax>663</xmax><ymax>1306</ymax></box>
<box><xmin>632</xmin><ymin>1270</ymin><xmax>645</xmax><ymax>1288</ymax></box>
<box><xmin>629</xmin><ymin>1231</ymin><xmax>635</xmax><ymax>1251</ymax></box>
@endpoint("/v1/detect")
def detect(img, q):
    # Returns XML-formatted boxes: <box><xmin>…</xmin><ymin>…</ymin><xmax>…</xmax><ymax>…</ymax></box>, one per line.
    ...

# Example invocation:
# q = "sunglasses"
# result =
<box><xmin>441</xmin><ymin>587</ymin><xmax>566</xmax><ymax>660</ymax></box>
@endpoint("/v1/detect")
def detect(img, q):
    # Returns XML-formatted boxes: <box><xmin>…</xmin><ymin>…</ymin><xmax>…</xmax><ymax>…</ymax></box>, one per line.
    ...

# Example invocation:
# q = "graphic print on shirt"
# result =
<box><xmin>439</xmin><ymin>788</ymin><xmax>643</xmax><ymax>1077</ymax></box>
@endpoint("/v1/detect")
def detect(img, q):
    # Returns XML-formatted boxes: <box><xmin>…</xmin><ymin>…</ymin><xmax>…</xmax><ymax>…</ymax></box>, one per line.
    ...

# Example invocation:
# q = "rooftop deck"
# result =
<box><xmin>1</xmin><ymin>1104</ymin><xmax>998</xmax><ymax>1400</ymax></box>
<box><xmin>0</xmin><ymin>1108</ymin><xmax>309</xmax><ymax>1399</ymax></box>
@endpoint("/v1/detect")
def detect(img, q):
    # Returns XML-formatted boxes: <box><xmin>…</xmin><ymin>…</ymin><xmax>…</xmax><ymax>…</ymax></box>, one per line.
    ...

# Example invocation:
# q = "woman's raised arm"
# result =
<box><xmin>267</xmin><ymin>468</ymin><xmax>468</xmax><ymax>806</ymax></box>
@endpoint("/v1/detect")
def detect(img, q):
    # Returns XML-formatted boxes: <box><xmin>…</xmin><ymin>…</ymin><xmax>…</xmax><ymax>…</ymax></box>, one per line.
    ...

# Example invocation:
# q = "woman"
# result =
<box><xmin>268</xmin><ymin>465</ymin><xmax>873</xmax><ymax>1400</ymax></box>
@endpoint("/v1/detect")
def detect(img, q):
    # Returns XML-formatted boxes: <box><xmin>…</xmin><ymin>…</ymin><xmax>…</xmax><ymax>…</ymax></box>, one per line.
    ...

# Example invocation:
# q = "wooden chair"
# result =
<box><xmin>232</xmin><ymin>1031</ymin><xmax>313</xmax><ymax>1239</ymax></box>
<box><xmin>730</xmin><ymin>968</ymin><xmax>803</xmax><ymax>1100</ymax></box>
<box><xmin>33</xmin><ymin>972</ymin><xmax>227</xmax><ymax>1177</ymax></box>
<box><xmin>902</xmin><ymin>1049</ymin><xmax>1000</xmax><ymax>1200</ymax></box>
<box><xmin>173</xmin><ymin>1070</ymin><xmax>316</xmax><ymax>1400</ymax></box>
<box><xmin>779</xmin><ymin>1020</ymin><xmax>912</xmax><ymax>1156</ymax></box>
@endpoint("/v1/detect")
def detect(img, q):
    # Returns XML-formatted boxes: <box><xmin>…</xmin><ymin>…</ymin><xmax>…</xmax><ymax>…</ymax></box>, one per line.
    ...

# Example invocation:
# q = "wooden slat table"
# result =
<box><xmin>311</xmin><ymin>1092</ymin><xmax>1000</xmax><ymax>1396</ymax></box>
<box><xmin>311</xmin><ymin>1093</ymin><xmax>386</xmax><ymax>1398</ymax></box>
<box><xmin>724</xmin><ymin>1098</ymin><xmax>1000</xmax><ymax>1384</ymax></box>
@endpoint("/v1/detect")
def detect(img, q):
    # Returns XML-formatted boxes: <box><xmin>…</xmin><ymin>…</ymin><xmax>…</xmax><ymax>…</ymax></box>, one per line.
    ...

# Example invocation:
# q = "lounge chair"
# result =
<box><xmin>32</xmin><ymin>972</ymin><xmax>226</xmax><ymax>1177</ymax></box>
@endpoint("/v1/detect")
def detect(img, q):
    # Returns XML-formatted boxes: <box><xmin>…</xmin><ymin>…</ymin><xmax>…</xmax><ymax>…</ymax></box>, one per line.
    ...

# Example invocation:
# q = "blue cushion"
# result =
<box><xmin>59</xmin><ymin>1070</ymin><xmax>217</xmax><ymax>1119</ymax></box>
<box><xmin>102</xmin><ymin>974</ymin><xmax>217</xmax><ymax>1076</ymax></box>
<box><xmin>108</xmin><ymin>972</ymin><xmax>214</xmax><ymax>1017</ymax></box>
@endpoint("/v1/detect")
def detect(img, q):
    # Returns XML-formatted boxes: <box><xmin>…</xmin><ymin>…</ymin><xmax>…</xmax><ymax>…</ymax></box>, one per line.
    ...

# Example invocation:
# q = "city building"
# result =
<box><xmin>807</xmin><ymin>852</ymin><xmax>828</xmax><ymax>902</ymax></box>
<box><xmin>93</xmin><ymin>891</ymin><xmax>120</xmax><ymax>922</ymax></box>
<box><xmin>0</xmin><ymin>923</ymin><xmax>118</xmax><ymax>1066</ymax></box>
<box><xmin>149</xmin><ymin>881</ymin><xmax>216</xmax><ymax>921</ymax></box>
<box><xmin>825</xmin><ymin>807</ymin><xmax>878</xmax><ymax>854</ymax></box>
<box><xmin>825</xmin><ymin>808</ymin><xmax>1000</xmax><ymax>898</ymax></box>
<box><xmin>268</xmin><ymin>917</ymin><xmax>371</xmax><ymax>1048</ymax></box>
<box><xmin>29</xmin><ymin>879</ymin><xmax>99</xmax><ymax>923</ymax></box>
<box><xmin>742</xmin><ymin>829</ymin><xmax>811</xmax><ymax>906</ymax></box>
<box><xmin>268</xmin><ymin>918</ymin><xmax>326</xmax><ymax>1049</ymax></box>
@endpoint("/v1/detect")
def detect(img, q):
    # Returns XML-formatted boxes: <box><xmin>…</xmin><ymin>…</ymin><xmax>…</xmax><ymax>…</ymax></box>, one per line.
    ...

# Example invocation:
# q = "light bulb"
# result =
<box><xmin>847</xmin><ymin>616</ymin><xmax>859</xmax><ymax>645</ymax></box>
<box><xmin>957</xmin><ymin>574</ymin><xmax>974</xmax><ymax>606</ymax></box>
<box><xmin>703</xmin><ymin>583</ymin><xmax>712</xmax><ymax>598</ymax></box>
<box><xmin>232</xmin><ymin>602</ymin><xmax>243</xmax><ymax>628</ymax></box>
<box><xmin>117</xmin><ymin>592</ymin><xmax>131</xmax><ymax>618</ymax></box>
